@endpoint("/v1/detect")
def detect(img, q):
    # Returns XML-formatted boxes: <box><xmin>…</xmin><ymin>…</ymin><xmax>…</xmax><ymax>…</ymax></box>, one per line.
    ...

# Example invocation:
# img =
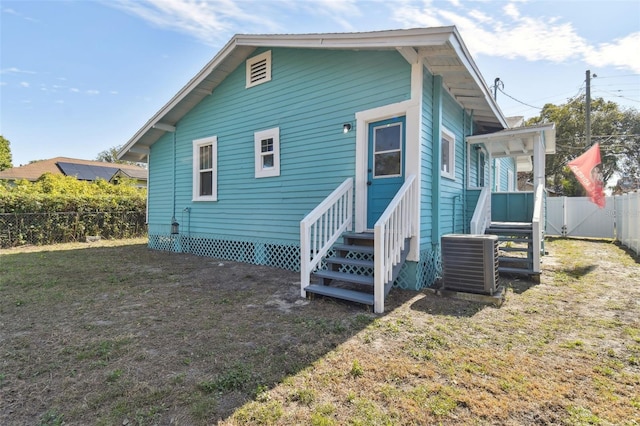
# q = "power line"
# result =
<box><xmin>497</xmin><ymin>87</ymin><xmax>542</xmax><ymax>109</ymax></box>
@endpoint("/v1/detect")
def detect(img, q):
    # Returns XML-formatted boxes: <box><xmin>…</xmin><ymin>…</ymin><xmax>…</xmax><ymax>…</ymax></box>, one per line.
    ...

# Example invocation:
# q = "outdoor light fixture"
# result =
<box><xmin>343</xmin><ymin>123</ymin><xmax>352</xmax><ymax>133</ymax></box>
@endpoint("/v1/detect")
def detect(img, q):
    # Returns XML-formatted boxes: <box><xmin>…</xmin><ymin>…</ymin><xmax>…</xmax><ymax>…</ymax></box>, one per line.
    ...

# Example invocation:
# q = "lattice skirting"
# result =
<box><xmin>148</xmin><ymin>233</ymin><xmax>301</xmax><ymax>271</ymax></box>
<box><xmin>148</xmin><ymin>233</ymin><xmax>443</xmax><ymax>290</ymax></box>
<box><xmin>395</xmin><ymin>246</ymin><xmax>442</xmax><ymax>290</ymax></box>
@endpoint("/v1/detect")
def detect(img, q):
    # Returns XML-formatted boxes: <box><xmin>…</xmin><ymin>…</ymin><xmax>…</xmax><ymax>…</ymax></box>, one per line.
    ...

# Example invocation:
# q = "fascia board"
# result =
<box><xmin>446</xmin><ymin>28</ymin><xmax>508</xmax><ymax>129</ymax></box>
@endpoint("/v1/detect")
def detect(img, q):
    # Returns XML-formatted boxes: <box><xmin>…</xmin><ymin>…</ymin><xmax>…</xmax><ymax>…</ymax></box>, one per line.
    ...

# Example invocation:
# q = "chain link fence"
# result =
<box><xmin>0</xmin><ymin>211</ymin><xmax>147</xmax><ymax>248</ymax></box>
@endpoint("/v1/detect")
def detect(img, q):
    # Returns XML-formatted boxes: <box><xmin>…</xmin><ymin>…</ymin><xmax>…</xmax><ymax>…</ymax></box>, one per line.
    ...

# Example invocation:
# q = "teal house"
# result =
<box><xmin>119</xmin><ymin>27</ymin><xmax>555</xmax><ymax>313</ymax></box>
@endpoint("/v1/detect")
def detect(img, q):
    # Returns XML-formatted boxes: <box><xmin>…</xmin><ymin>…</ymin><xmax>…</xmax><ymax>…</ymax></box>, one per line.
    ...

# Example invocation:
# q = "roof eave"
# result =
<box><xmin>118</xmin><ymin>27</ymin><xmax>508</xmax><ymax>162</ymax></box>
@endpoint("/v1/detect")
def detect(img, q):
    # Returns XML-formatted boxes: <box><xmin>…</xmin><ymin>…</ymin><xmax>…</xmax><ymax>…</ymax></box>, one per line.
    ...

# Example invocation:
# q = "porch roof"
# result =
<box><xmin>466</xmin><ymin>123</ymin><xmax>556</xmax><ymax>172</ymax></box>
<box><xmin>118</xmin><ymin>27</ymin><xmax>508</xmax><ymax>163</ymax></box>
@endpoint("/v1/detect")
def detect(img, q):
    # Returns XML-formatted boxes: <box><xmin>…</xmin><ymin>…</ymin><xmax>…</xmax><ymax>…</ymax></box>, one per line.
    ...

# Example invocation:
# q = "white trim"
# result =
<box><xmin>508</xmin><ymin>169</ymin><xmax>515</xmax><ymax>191</ymax></box>
<box><xmin>354</xmin><ymin>99</ymin><xmax>417</xmax><ymax>233</ymax></box>
<box><xmin>254</xmin><ymin>127</ymin><xmax>280</xmax><ymax>178</ymax></box>
<box><xmin>440</xmin><ymin>127</ymin><xmax>455</xmax><ymax>180</ymax></box>
<box><xmin>192</xmin><ymin>136</ymin><xmax>218</xmax><ymax>202</ymax></box>
<box><xmin>246</xmin><ymin>50</ymin><xmax>272</xmax><ymax>88</ymax></box>
<box><xmin>494</xmin><ymin>160</ymin><xmax>502</xmax><ymax>192</ymax></box>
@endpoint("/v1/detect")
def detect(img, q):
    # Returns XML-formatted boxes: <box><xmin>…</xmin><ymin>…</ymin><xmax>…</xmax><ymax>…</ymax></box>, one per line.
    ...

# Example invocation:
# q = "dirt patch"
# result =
<box><xmin>1</xmin><ymin>237</ymin><xmax>639</xmax><ymax>425</ymax></box>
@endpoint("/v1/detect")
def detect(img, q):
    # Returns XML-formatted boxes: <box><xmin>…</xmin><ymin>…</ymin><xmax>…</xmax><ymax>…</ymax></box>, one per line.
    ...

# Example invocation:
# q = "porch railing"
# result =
<box><xmin>531</xmin><ymin>183</ymin><xmax>545</xmax><ymax>273</ymax></box>
<box><xmin>300</xmin><ymin>178</ymin><xmax>353</xmax><ymax>297</ymax></box>
<box><xmin>470</xmin><ymin>185</ymin><xmax>491</xmax><ymax>234</ymax></box>
<box><xmin>373</xmin><ymin>174</ymin><xmax>418</xmax><ymax>313</ymax></box>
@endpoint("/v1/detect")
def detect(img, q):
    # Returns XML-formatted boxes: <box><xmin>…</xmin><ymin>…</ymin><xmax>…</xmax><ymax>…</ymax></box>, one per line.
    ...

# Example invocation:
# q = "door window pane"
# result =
<box><xmin>374</xmin><ymin>126</ymin><xmax>401</xmax><ymax>151</ymax></box>
<box><xmin>373</xmin><ymin>123</ymin><xmax>402</xmax><ymax>178</ymax></box>
<box><xmin>375</xmin><ymin>152</ymin><xmax>401</xmax><ymax>176</ymax></box>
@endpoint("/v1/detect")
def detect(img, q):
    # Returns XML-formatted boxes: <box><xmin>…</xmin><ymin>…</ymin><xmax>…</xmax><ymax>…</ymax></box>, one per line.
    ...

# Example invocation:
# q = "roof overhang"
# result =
<box><xmin>118</xmin><ymin>27</ymin><xmax>508</xmax><ymax>162</ymax></box>
<box><xmin>466</xmin><ymin>123</ymin><xmax>556</xmax><ymax>172</ymax></box>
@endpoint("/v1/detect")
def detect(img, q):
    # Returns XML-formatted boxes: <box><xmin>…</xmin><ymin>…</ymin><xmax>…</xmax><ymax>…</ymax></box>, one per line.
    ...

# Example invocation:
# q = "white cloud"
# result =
<box><xmin>106</xmin><ymin>0</ymin><xmax>281</xmax><ymax>45</ymax></box>
<box><xmin>0</xmin><ymin>81</ymin><xmax>6</xmax><ymax>86</ymax></box>
<box><xmin>1</xmin><ymin>67</ymin><xmax>37</xmax><ymax>75</ymax></box>
<box><xmin>20</xmin><ymin>81</ymin><xmax>30</xmax><ymax>88</ymax></box>
<box><xmin>110</xmin><ymin>90</ymin><xmax>119</xmax><ymax>95</ymax></box>
<box><xmin>583</xmin><ymin>32</ymin><xmax>640</xmax><ymax>73</ymax></box>
<box><xmin>70</xmin><ymin>88</ymin><xmax>80</xmax><ymax>93</ymax></box>
<box><xmin>2</xmin><ymin>7</ymin><xmax>38</xmax><ymax>22</ymax></box>
<box><xmin>391</xmin><ymin>1</ymin><xmax>639</xmax><ymax>72</ymax></box>
<box><xmin>86</xmin><ymin>89</ymin><xmax>100</xmax><ymax>95</ymax></box>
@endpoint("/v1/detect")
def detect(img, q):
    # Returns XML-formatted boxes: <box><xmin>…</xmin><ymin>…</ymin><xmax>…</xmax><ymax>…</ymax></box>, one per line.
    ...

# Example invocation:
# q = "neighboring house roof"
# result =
<box><xmin>119</xmin><ymin>26</ymin><xmax>508</xmax><ymax>163</ymax></box>
<box><xmin>0</xmin><ymin>157</ymin><xmax>148</xmax><ymax>182</ymax></box>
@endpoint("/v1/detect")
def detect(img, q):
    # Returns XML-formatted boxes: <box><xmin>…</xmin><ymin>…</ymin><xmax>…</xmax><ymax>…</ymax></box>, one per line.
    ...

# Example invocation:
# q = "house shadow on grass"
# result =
<box><xmin>407</xmin><ymin>288</ymin><xmax>489</xmax><ymax>318</ymax></box>
<box><xmin>0</xmin><ymin>243</ymin><xmax>409</xmax><ymax>425</ymax></box>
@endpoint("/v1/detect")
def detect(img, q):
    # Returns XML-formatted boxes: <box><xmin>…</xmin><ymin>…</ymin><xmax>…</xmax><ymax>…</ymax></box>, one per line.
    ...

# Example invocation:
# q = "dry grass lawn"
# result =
<box><xmin>1</xmin><ymin>237</ymin><xmax>639</xmax><ymax>425</ymax></box>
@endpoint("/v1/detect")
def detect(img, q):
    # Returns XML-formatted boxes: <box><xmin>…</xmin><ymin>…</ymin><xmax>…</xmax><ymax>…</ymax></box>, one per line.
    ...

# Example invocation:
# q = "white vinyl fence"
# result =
<box><xmin>546</xmin><ymin>192</ymin><xmax>640</xmax><ymax>255</ymax></box>
<box><xmin>615</xmin><ymin>191</ymin><xmax>640</xmax><ymax>255</ymax></box>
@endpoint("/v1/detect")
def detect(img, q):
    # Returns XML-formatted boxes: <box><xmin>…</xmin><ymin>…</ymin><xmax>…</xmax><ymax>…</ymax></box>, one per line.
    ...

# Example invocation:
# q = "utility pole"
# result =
<box><xmin>493</xmin><ymin>77</ymin><xmax>503</xmax><ymax>101</ymax></box>
<box><xmin>586</xmin><ymin>70</ymin><xmax>592</xmax><ymax>146</ymax></box>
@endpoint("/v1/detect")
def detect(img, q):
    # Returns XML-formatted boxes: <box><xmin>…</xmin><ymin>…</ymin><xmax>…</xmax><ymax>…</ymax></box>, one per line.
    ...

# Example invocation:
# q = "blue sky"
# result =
<box><xmin>1</xmin><ymin>0</ymin><xmax>639</xmax><ymax>167</ymax></box>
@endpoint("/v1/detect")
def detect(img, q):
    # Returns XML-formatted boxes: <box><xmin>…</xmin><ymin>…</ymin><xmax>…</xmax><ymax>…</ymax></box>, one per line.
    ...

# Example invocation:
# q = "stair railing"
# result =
<box><xmin>470</xmin><ymin>185</ymin><xmax>491</xmax><ymax>234</ymax></box>
<box><xmin>300</xmin><ymin>178</ymin><xmax>353</xmax><ymax>297</ymax></box>
<box><xmin>373</xmin><ymin>174</ymin><xmax>418</xmax><ymax>313</ymax></box>
<box><xmin>531</xmin><ymin>182</ymin><xmax>544</xmax><ymax>273</ymax></box>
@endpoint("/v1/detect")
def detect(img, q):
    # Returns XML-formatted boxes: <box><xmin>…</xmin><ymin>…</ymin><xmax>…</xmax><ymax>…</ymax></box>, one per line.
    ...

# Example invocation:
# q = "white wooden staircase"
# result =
<box><xmin>305</xmin><ymin>232</ymin><xmax>410</xmax><ymax>308</ymax></box>
<box><xmin>300</xmin><ymin>176</ymin><xmax>418</xmax><ymax>314</ymax></box>
<box><xmin>485</xmin><ymin>222</ymin><xmax>535</xmax><ymax>275</ymax></box>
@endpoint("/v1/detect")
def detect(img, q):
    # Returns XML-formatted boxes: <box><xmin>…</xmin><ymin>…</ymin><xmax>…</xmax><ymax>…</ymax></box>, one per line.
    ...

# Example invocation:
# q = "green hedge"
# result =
<box><xmin>0</xmin><ymin>174</ymin><xmax>147</xmax><ymax>248</ymax></box>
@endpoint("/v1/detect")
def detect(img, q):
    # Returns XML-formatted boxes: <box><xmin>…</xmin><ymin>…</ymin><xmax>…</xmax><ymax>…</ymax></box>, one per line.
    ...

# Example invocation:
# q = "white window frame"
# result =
<box><xmin>192</xmin><ymin>136</ymin><xmax>217</xmax><ymax>202</ymax></box>
<box><xmin>246</xmin><ymin>50</ymin><xmax>272</xmax><ymax>88</ymax></box>
<box><xmin>508</xmin><ymin>169</ymin><xmax>515</xmax><ymax>191</ymax></box>
<box><xmin>441</xmin><ymin>127</ymin><xmax>456</xmax><ymax>180</ymax></box>
<box><xmin>478</xmin><ymin>150</ymin><xmax>486</xmax><ymax>187</ymax></box>
<box><xmin>494</xmin><ymin>160</ymin><xmax>502</xmax><ymax>192</ymax></box>
<box><xmin>254</xmin><ymin>127</ymin><xmax>280</xmax><ymax>178</ymax></box>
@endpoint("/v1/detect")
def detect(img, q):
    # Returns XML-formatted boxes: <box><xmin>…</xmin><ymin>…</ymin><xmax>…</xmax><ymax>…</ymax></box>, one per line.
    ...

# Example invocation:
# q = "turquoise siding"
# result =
<box><xmin>416</xmin><ymin>68</ymin><xmax>473</xmax><ymax>289</ymax></box>
<box><xmin>419</xmin><ymin>68</ymin><xmax>434</xmax><ymax>250</ymax></box>
<box><xmin>439</xmin><ymin>90</ymin><xmax>471</xmax><ymax>236</ymax></box>
<box><xmin>148</xmin><ymin>48</ymin><xmax>411</xmax><ymax>248</ymax></box>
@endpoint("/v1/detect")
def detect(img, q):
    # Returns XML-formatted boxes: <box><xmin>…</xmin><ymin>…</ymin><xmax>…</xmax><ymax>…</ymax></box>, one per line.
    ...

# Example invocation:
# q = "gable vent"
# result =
<box><xmin>246</xmin><ymin>50</ymin><xmax>272</xmax><ymax>88</ymax></box>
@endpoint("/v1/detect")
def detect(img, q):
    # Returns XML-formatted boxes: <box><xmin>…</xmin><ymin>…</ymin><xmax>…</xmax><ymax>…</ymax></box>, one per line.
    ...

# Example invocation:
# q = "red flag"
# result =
<box><xmin>568</xmin><ymin>143</ymin><xmax>606</xmax><ymax>208</ymax></box>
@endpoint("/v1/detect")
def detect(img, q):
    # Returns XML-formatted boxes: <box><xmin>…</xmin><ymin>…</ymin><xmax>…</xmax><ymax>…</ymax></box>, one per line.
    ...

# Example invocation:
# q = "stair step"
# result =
<box><xmin>342</xmin><ymin>232</ymin><xmax>374</xmax><ymax>241</ymax></box>
<box><xmin>304</xmin><ymin>284</ymin><xmax>374</xmax><ymax>306</ymax></box>
<box><xmin>486</xmin><ymin>228</ymin><xmax>533</xmax><ymax>235</ymax></box>
<box><xmin>312</xmin><ymin>270</ymin><xmax>374</xmax><ymax>286</ymax></box>
<box><xmin>500</xmin><ymin>246</ymin><xmax>533</xmax><ymax>253</ymax></box>
<box><xmin>333</xmin><ymin>243</ymin><xmax>374</xmax><ymax>255</ymax></box>
<box><xmin>496</xmin><ymin>237</ymin><xmax>532</xmax><ymax>243</ymax></box>
<box><xmin>325</xmin><ymin>256</ymin><xmax>374</xmax><ymax>269</ymax></box>
<box><xmin>490</xmin><ymin>222</ymin><xmax>532</xmax><ymax>228</ymax></box>
<box><xmin>498</xmin><ymin>256</ymin><xmax>533</xmax><ymax>264</ymax></box>
<box><xmin>499</xmin><ymin>266</ymin><xmax>536</xmax><ymax>275</ymax></box>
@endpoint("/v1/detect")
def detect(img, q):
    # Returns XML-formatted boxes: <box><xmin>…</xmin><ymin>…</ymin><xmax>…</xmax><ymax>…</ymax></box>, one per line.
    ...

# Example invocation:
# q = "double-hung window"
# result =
<box><xmin>254</xmin><ymin>127</ymin><xmax>280</xmax><ymax>178</ymax></box>
<box><xmin>441</xmin><ymin>128</ymin><xmax>456</xmax><ymax>180</ymax></box>
<box><xmin>193</xmin><ymin>136</ymin><xmax>217</xmax><ymax>201</ymax></box>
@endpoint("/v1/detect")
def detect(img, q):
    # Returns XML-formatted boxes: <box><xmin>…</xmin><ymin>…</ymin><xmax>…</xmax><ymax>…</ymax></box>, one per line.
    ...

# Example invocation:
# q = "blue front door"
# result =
<box><xmin>367</xmin><ymin>116</ymin><xmax>406</xmax><ymax>228</ymax></box>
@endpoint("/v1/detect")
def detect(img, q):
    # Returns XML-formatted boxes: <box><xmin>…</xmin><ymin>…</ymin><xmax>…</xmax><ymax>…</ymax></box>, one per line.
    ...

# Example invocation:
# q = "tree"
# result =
<box><xmin>96</xmin><ymin>145</ymin><xmax>126</xmax><ymax>164</ymax></box>
<box><xmin>0</xmin><ymin>135</ymin><xmax>12</xmax><ymax>171</ymax></box>
<box><xmin>526</xmin><ymin>96</ymin><xmax>639</xmax><ymax>196</ymax></box>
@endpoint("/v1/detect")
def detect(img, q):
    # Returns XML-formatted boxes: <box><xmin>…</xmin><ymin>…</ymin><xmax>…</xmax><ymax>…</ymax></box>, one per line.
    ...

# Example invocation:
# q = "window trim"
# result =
<box><xmin>246</xmin><ymin>50</ymin><xmax>272</xmax><ymax>88</ymax></box>
<box><xmin>254</xmin><ymin>127</ymin><xmax>280</xmax><ymax>178</ymax></box>
<box><xmin>440</xmin><ymin>127</ymin><xmax>456</xmax><ymax>180</ymax></box>
<box><xmin>192</xmin><ymin>136</ymin><xmax>218</xmax><ymax>202</ymax></box>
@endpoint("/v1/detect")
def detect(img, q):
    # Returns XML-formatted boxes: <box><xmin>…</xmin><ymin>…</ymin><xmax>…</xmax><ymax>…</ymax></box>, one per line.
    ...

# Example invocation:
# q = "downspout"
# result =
<box><xmin>463</xmin><ymin>109</ymin><xmax>474</xmax><ymax>233</ymax></box>
<box><xmin>171</xmin><ymin>131</ymin><xmax>179</xmax><ymax>236</ymax></box>
<box><xmin>431</xmin><ymin>75</ymin><xmax>443</xmax><ymax>250</ymax></box>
